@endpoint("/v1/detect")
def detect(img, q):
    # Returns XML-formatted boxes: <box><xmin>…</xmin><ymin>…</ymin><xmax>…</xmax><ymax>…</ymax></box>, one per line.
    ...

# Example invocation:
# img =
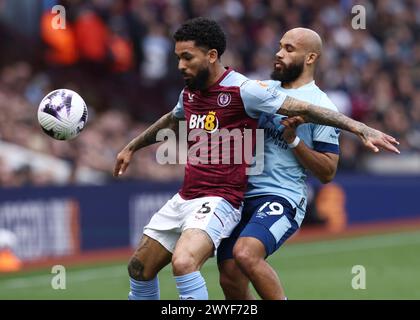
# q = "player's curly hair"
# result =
<box><xmin>173</xmin><ymin>17</ymin><xmax>226</xmax><ymax>58</ymax></box>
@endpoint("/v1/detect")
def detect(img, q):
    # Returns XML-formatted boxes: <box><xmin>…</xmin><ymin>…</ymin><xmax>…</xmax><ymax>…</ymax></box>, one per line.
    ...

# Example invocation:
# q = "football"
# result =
<box><xmin>37</xmin><ymin>89</ymin><xmax>88</xmax><ymax>140</ymax></box>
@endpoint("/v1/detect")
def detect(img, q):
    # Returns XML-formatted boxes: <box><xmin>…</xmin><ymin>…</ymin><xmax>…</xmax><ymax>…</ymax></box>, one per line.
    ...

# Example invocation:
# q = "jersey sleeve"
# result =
<box><xmin>171</xmin><ymin>89</ymin><xmax>185</xmax><ymax>119</ymax></box>
<box><xmin>312</xmin><ymin>94</ymin><xmax>340</xmax><ymax>154</ymax></box>
<box><xmin>239</xmin><ymin>80</ymin><xmax>287</xmax><ymax>119</ymax></box>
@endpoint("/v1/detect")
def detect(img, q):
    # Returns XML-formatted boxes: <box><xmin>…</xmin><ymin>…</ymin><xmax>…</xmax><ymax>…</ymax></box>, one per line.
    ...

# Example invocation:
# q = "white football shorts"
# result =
<box><xmin>143</xmin><ymin>193</ymin><xmax>242</xmax><ymax>253</ymax></box>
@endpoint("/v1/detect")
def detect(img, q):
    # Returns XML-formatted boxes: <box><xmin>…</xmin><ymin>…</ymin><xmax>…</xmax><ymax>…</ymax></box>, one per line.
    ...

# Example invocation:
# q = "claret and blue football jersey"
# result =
<box><xmin>171</xmin><ymin>68</ymin><xmax>287</xmax><ymax>209</ymax></box>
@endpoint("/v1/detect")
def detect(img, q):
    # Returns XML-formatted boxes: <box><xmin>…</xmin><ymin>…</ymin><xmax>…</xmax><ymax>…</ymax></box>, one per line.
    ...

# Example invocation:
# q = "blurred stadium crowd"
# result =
<box><xmin>0</xmin><ymin>0</ymin><xmax>418</xmax><ymax>187</ymax></box>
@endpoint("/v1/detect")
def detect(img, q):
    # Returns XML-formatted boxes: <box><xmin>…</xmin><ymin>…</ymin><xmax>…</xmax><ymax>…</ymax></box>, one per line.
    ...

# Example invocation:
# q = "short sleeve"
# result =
<box><xmin>239</xmin><ymin>80</ymin><xmax>287</xmax><ymax>119</ymax></box>
<box><xmin>312</xmin><ymin>94</ymin><xmax>340</xmax><ymax>154</ymax></box>
<box><xmin>172</xmin><ymin>89</ymin><xmax>185</xmax><ymax>119</ymax></box>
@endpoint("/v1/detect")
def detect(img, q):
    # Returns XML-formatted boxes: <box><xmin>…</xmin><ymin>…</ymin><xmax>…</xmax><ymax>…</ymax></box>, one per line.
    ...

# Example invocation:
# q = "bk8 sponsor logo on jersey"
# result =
<box><xmin>189</xmin><ymin>111</ymin><xmax>219</xmax><ymax>133</ymax></box>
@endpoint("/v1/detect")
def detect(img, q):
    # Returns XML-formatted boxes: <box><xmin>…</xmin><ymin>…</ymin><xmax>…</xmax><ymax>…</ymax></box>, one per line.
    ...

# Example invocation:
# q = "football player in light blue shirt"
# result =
<box><xmin>217</xmin><ymin>28</ymin><xmax>342</xmax><ymax>300</ymax></box>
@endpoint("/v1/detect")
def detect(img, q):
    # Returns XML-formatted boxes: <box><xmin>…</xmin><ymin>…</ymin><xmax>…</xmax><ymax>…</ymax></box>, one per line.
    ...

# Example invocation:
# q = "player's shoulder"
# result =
<box><xmin>259</xmin><ymin>80</ymin><xmax>281</xmax><ymax>89</ymax></box>
<box><xmin>318</xmin><ymin>91</ymin><xmax>339</xmax><ymax>112</ymax></box>
<box><xmin>309</xmin><ymin>83</ymin><xmax>338</xmax><ymax>112</ymax></box>
<box><xmin>220</xmin><ymin>69</ymin><xmax>250</xmax><ymax>87</ymax></box>
<box><xmin>240</xmin><ymin>78</ymin><xmax>279</xmax><ymax>88</ymax></box>
<box><xmin>238</xmin><ymin>78</ymin><xmax>282</xmax><ymax>99</ymax></box>
<box><xmin>221</xmin><ymin>70</ymin><xmax>274</xmax><ymax>91</ymax></box>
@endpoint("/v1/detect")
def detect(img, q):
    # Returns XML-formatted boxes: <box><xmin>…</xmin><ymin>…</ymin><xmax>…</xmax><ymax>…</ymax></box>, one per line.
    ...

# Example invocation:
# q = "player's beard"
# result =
<box><xmin>270</xmin><ymin>59</ymin><xmax>304</xmax><ymax>84</ymax></box>
<box><xmin>184</xmin><ymin>66</ymin><xmax>210</xmax><ymax>91</ymax></box>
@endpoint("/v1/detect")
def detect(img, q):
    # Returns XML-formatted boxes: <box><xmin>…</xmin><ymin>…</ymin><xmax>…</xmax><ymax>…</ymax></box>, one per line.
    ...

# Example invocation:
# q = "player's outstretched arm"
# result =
<box><xmin>278</xmin><ymin>96</ymin><xmax>400</xmax><ymax>154</ymax></box>
<box><xmin>113</xmin><ymin>112</ymin><xmax>180</xmax><ymax>177</ymax></box>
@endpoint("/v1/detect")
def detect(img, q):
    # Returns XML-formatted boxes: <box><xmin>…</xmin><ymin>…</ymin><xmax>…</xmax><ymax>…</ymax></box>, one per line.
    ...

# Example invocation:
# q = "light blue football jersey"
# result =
<box><xmin>246</xmin><ymin>80</ymin><xmax>340</xmax><ymax>226</ymax></box>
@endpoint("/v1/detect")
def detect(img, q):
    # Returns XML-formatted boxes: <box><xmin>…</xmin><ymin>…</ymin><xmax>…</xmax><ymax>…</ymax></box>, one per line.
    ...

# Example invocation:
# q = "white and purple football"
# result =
<box><xmin>38</xmin><ymin>89</ymin><xmax>88</xmax><ymax>140</ymax></box>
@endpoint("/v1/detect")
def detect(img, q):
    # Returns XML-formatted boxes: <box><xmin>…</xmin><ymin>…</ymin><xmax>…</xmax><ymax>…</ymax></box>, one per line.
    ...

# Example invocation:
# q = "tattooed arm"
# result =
<box><xmin>113</xmin><ymin>112</ymin><xmax>180</xmax><ymax>177</ymax></box>
<box><xmin>126</xmin><ymin>112</ymin><xmax>179</xmax><ymax>152</ymax></box>
<box><xmin>278</xmin><ymin>96</ymin><xmax>400</xmax><ymax>154</ymax></box>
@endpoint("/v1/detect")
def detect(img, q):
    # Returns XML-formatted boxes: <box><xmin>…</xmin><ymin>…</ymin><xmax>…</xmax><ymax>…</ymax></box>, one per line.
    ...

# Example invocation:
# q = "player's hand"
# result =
<box><xmin>281</xmin><ymin>116</ymin><xmax>305</xmax><ymax>144</ymax></box>
<box><xmin>357</xmin><ymin>124</ymin><xmax>400</xmax><ymax>154</ymax></box>
<box><xmin>113</xmin><ymin>147</ymin><xmax>134</xmax><ymax>177</ymax></box>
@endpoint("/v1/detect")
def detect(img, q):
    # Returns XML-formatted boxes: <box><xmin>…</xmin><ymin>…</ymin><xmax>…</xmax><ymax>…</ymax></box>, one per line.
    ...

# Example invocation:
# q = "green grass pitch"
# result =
<box><xmin>1</xmin><ymin>230</ymin><xmax>419</xmax><ymax>300</ymax></box>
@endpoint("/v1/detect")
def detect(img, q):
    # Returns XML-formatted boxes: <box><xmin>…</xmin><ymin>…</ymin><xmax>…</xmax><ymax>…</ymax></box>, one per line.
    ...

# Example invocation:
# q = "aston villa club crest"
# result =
<box><xmin>217</xmin><ymin>92</ymin><xmax>231</xmax><ymax>107</ymax></box>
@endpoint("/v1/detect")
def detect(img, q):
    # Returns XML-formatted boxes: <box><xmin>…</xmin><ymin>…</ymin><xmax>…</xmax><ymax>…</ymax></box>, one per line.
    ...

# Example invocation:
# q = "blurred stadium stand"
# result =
<box><xmin>0</xmin><ymin>0</ymin><xmax>419</xmax><ymax>262</ymax></box>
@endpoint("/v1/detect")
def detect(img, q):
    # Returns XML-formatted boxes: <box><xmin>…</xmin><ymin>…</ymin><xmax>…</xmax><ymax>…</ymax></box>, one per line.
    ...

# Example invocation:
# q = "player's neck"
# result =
<box><xmin>281</xmin><ymin>73</ymin><xmax>314</xmax><ymax>89</ymax></box>
<box><xmin>205</xmin><ymin>64</ymin><xmax>227</xmax><ymax>89</ymax></box>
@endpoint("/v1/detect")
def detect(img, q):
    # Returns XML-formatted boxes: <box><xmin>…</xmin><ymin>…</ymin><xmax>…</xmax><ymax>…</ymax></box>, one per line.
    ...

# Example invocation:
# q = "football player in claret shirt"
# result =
<box><xmin>114</xmin><ymin>18</ymin><xmax>399</xmax><ymax>300</ymax></box>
